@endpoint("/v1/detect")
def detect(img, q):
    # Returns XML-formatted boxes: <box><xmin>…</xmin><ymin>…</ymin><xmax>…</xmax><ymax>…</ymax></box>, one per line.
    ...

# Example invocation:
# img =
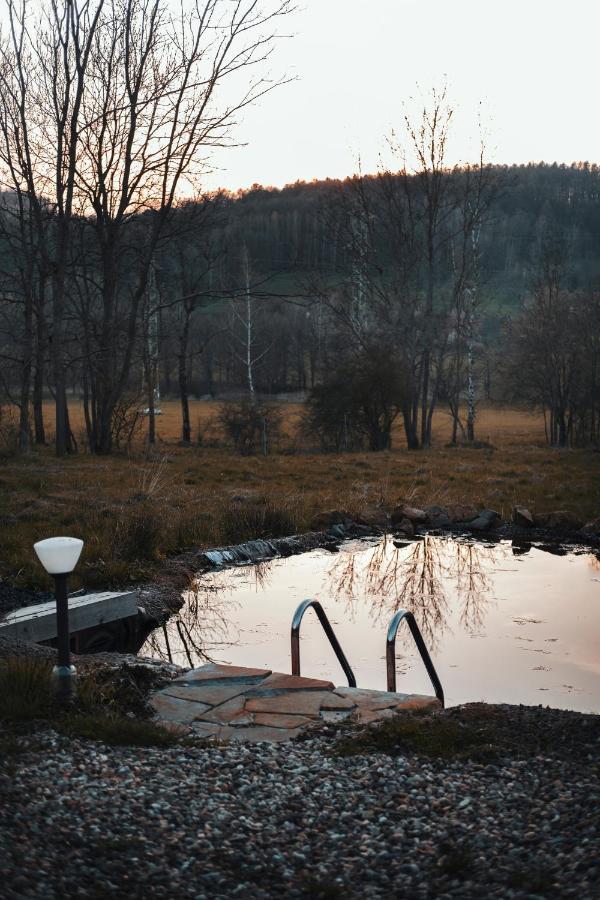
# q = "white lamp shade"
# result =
<box><xmin>33</xmin><ymin>537</ymin><xmax>84</xmax><ymax>575</ymax></box>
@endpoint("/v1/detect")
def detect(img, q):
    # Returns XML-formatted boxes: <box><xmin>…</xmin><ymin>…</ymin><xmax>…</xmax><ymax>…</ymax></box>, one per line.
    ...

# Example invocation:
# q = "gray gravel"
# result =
<box><xmin>0</xmin><ymin>582</ymin><xmax>51</xmax><ymax>617</ymax></box>
<box><xmin>1</xmin><ymin>711</ymin><xmax>598</xmax><ymax>900</ymax></box>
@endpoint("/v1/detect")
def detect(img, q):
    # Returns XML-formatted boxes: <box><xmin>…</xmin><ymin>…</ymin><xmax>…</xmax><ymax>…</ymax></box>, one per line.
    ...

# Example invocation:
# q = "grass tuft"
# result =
<box><xmin>0</xmin><ymin>657</ymin><xmax>55</xmax><ymax>722</ymax></box>
<box><xmin>0</xmin><ymin>657</ymin><xmax>179</xmax><ymax>749</ymax></box>
<box><xmin>57</xmin><ymin>714</ymin><xmax>178</xmax><ymax>748</ymax></box>
<box><xmin>218</xmin><ymin>495</ymin><xmax>304</xmax><ymax>544</ymax></box>
<box><xmin>335</xmin><ymin>710</ymin><xmax>496</xmax><ymax>761</ymax></box>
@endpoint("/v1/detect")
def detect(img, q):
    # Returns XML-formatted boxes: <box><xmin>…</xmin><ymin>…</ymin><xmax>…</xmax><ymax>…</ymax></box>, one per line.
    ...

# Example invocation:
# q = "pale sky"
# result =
<box><xmin>207</xmin><ymin>0</ymin><xmax>600</xmax><ymax>191</ymax></box>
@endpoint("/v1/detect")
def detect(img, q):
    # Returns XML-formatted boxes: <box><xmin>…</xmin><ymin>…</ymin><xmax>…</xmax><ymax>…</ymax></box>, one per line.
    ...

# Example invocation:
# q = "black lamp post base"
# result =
<box><xmin>52</xmin><ymin>665</ymin><xmax>77</xmax><ymax>702</ymax></box>
<box><xmin>52</xmin><ymin>664</ymin><xmax>77</xmax><ymax>677</ymax></box>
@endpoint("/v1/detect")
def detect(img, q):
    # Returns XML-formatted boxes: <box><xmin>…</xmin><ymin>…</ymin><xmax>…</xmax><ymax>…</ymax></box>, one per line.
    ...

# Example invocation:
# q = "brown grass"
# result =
<box><xmin>1</xmin><ymin>400</ymin><xmax>597</xmax><ymax>591</ymax></box>
<box><xmin>47</xmin><ymin>398</ymin><xmax>547</xmax><ymax>448</ymax></box>
<box><xmin>0</xmin><ymin>657</ymin><xmax>179</xmax><ymax>748</ymax></box>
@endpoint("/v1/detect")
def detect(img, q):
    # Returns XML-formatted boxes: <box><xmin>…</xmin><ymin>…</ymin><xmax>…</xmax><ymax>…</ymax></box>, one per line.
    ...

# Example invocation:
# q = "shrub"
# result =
<box><xmin>111</xmin><ymin>391</ymin><xmax>144</xmax><ymax>451</ymax></box>
<box><xmin>218</xmin><ymin>398</ymin><xmax>282</xmax><ymax>455</ymax></box>
<box><xmin>301</xmin><ymin>401</ymin><xmax>365</xmax><ymax>453</ymax></box>
<box><xmin>0</xmin><ymin>657</ymin><xmax>54</xmax><ymax>722</ymax></box>
<box><xmin>0</xmin><ymin>405</ymin><xmax>21</xmax><ymax>457</ymax></box>
<box><xmin>116</xmin><ymin>502</ymin><xmax>165</xmax><ymax>562</ymax></box>
<box><xmin>196</xmin><ymin>415</ymin><xmax>222</xmax><ymax>448</ymax></box>
<box><xmin>335</xmin><ymin>710</ymin><xmax>495</xmax><ymax>761</ymax></box>
<box><xmin>0</xmin><ymin>657</ymin><xmax>180</xmax><ymax>748</ymax></box>
<box><xmin>218</xmin><ymin>495</ymin><xmax>302</xmax><ymax>544</ymax></box>
<box><xmin>304</xmin><ymin>348</ymin><xmax>406</xmax><ymax>452</ymax></box>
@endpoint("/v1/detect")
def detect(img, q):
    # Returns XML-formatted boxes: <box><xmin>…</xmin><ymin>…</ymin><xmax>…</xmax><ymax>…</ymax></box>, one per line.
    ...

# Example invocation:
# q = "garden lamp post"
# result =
<box><xmin>33</xmin><ymin>537</ymin><xmax>83</xmax><ymax>700</ymax></box>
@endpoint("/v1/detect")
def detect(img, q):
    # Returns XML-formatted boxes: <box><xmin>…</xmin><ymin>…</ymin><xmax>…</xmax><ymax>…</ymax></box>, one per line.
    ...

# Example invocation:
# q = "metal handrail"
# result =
<box><xmin>291</xmin><ymin>599</ymin><xmax>357</xmax><ymax>687</ymax></box>
<box><xmin>386</xmin><ymin>609</ymin><xmax>444</xmax><ymax>706</ymax></box>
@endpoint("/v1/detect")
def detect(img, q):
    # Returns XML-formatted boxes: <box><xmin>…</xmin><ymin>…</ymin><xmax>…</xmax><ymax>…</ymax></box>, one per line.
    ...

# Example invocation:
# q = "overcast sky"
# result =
<box><xmin>206</xmin><ymin>0</ymin><xmax>600</xmax><ymax>192</ymax></box>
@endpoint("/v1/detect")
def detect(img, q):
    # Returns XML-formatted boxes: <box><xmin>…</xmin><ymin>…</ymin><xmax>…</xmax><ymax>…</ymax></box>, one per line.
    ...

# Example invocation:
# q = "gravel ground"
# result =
<box><xmin>0</xmin><ymin>582</ymin><xmax>51</xmax><ymax>617</ymax></box>
<box><xmin>1</xmin><ymin>706</ymin><xmax>598</xmax><ymax>899</ymax></box>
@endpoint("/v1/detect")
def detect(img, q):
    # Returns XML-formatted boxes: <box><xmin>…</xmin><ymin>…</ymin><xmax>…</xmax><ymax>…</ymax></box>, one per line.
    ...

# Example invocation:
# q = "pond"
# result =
<box><xmin>140</xmin><ymin>536</ymin><xmax>600</xmax><ymax>714</ymax></box>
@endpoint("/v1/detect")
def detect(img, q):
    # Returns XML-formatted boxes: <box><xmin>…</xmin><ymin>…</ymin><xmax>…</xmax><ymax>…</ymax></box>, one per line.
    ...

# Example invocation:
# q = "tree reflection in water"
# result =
<box><xmin>144</xmin><ymin>582</ymin><xmax>233</xmax><ymax>668</ymax></box>
<box><xmin>142</xmin><ymin>560</ymin><xmax>276</xmax><ymax>667</ymax></box>
<box><xmin>327</xmin><ymin>536</ymin><xmax>500</xmax><ymax>650</ymax></box>
<box><xmin>143</xmin><ymin>559</ymin><xmax>276</xmax><ymax>666</ymax></box>
<box><xmin>142</xmin><ymin>538</ymin><xmax>505</xmax><ymax>668</ymax></box>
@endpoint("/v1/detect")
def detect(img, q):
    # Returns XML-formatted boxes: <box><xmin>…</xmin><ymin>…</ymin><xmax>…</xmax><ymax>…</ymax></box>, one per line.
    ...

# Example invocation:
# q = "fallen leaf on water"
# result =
<box><xmin>513</xmin><ymin>617</ymin><xmax>546</xmax><ymax>625</ymax></box>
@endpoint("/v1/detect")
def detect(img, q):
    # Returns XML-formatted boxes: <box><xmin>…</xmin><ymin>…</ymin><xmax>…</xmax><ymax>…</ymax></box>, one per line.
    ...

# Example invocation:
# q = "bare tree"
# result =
<box><xmin>311</xmin><ymin>89</ymin><xmax>500</xmax><ymax>450</ymax></box>
<box><xmin>404</xmin><ymin>87</ymin><xmax>455</xmax><ymax>447</ymax></box>
<box><xmin>444</xmin><ymin>151</ymin><xmax>502</xmax><ymax>443</ymax></box>
<box><xmin>506</xmin><ymin>235</ymin><xmax>600</xmax><ymax>447</ymax></box>
<box><xmin>228</xmin><ymin>242</ymin><xmax>270</xmax><ymax>398</ymax></box>
<box><xmin>0</xmin><ymin>0</ymin><xmax>104</xmax><ymax>453</ymax></box>
<box><xmin>0</xmin><ymin>0</ymin><xmax>295</xmax><ymax>454</ymax></box>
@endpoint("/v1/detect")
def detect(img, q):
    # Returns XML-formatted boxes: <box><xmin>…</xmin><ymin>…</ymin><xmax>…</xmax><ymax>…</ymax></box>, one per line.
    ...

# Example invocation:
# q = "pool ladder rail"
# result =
<box><xmin>290</xmin><ymin>598</ymin><xmax>444</xmax><ymax>707</ymax></box>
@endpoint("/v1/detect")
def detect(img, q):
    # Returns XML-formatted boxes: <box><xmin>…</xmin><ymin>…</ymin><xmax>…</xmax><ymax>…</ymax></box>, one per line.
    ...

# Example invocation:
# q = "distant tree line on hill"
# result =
<box><xmin>2</xmin><ymin>159</ymin><xmax>599</xmax><ymax>453</ymax></box>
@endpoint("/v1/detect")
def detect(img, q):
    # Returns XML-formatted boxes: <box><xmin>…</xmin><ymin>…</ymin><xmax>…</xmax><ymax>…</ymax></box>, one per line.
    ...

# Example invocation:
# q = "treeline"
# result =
<box><xmin>2</xmin><ymin>160</ymin><xmax>600</xmax><ymax>453</ymax></box>
<box><xmin>0</xmin><ymin>4</ymin><xmax>598</xmax><ymax>455</ymax></box>
<box><xmin>217</xmin><ymin>160</ymin><xmax>600</xmax><ymax>301</ymax></box>
<box><xmin>157</xmin><ymin>160</ymin><xmax>600</xmax><ymax>451</ymax></box>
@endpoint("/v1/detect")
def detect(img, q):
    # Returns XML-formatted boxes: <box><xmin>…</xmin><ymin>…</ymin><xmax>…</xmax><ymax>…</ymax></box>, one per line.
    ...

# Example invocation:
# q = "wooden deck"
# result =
<box><xmin>0</xmin><ymin>591</ymin><xmax>139</xmax><ymax>643</ymax></box>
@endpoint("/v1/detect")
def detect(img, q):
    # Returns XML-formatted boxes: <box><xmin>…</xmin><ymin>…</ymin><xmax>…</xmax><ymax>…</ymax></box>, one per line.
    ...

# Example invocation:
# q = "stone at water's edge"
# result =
<box><xmin>446</xmin><ymin>504</ymin><xmax>479</xmax><ymax>523</ymax></box>
<box><xmin>310</xmin><ymin>510</ymin><xmax>353</xmax><ymax>531</ymax></box>
<box><xmin>173</xmin><ymin>662</ymin><xmax>270</xmax><ymax>684</ymax></box>
<box><xmin>582</xmin><ymin>517</ymin><xmax>600</xmax><ymax>535</ymax></box>
<box><xmin>513</xmin><ymin>506</ymin><xmax>534</xmax><ymax>527</ymax></box>
<box><xmin>391</xmin><ymin>505</ymin><xmax>428</xmax><ymax>524</ymax></box>
<box><xmin>395</xmin><ymin>516</ymin><xmax>415</xmax><ymax>537</ymax></box>
<box><xmin>357</xmin><ymin>505</ymin><xmax>391</xmax><ymax>529</ymax></box>
<box><xmin>149</xmin><ymin>663</ymin><xmax>440</xmax><ymax>743</ymax></box>
<box><xmin>537</xmin><ymin>510</ymin><xmax>584</xmax><ymax>530</ymax></box>
<box><xmin>468</xmin><ymin>508</ymin><xmax>501</xmax><ymax>531</ymax></box>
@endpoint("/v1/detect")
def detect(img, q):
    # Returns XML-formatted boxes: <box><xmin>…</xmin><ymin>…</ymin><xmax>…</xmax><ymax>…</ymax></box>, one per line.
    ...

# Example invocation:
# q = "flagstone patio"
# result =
<box><xmin>150</xmin><ymin>663</ymin><xmax>440</xmax><ymax>742</ymax></box>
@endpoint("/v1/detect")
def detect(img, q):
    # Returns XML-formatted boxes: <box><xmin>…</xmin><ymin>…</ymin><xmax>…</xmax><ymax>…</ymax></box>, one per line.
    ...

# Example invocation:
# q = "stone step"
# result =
<box><xmin>150</xmin><ymin>663</ymin><xmax>440</xmax><ymax>742</ymax></box>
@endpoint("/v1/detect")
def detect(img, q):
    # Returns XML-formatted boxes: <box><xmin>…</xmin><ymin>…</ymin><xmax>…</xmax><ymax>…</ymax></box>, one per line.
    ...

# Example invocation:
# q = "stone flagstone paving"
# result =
<box><xmin>150</xmin><ymin>663</ymin><xmax>440</xmax><ymax>742</ymax></box>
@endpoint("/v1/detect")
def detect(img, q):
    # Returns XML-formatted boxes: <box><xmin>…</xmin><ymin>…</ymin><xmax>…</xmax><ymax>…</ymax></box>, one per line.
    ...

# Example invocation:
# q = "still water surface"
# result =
<box><xmin>141</xmin><ymin>536</ymin><xmax>600</xmax><ymax>713</ymax></box>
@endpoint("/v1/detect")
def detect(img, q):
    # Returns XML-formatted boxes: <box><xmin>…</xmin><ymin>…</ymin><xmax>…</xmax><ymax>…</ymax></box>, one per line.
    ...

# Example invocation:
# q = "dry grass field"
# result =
<box><xmin>1</xmin><ymin>400</ymin><xmax>597</xmax><ymax>591</ymax></box>
<box><xmin>46</xmin><ymin>398</ymin><xmax>549</xmax><ymax>449</ymax></box>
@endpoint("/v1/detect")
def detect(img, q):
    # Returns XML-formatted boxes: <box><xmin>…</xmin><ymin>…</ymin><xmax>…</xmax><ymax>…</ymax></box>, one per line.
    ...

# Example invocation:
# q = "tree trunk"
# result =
<box><xmin>147</xmin><ymin>377</ymin><xmax>156</xmax><ymax>444</ymax></box>
<box><xmin>243</xmin><ymin>246</ymin><xmax>255</xmax><ymax>399</ymax></box>
<box><xmin>52</xmin><ymin>272</ymin><xmax>71</xmax><ymax>456</ymax></box>
<box><xmin>178</xmin><ymin>305</ymin><xmax>192</xmax><ymax>443</ymax></box>
<box><xmin>33</xmin><ymin>301</ymin><xmax>46</xmax><ymax>445</ymax></box>
<box><xmin>402</xmin><ymin>403</ymin><xmax>420</xmax><ymax>450</ymax></box>
<box><xmin>466</xmin><ymin>335</ymin><xmax>475</xmax><ymax>442</ymax></box>
<box><xmin>95</xmin><ymin>399</ymin><xmax>114</xmax><ymax>454</ymax></box>
<box><xmin>420</xmin><ymin>348</ymin><xmax>430</xmax><ymax>447</ymax></box>
<box><xmin>18</xmin><ymin>291</ymin><xmax>34</xmax><ymax>452</ymax></box>
<box><xmin>82</xmin><ymin>368</ymin><xmax>93</xmax><ymax>450</ymax></box>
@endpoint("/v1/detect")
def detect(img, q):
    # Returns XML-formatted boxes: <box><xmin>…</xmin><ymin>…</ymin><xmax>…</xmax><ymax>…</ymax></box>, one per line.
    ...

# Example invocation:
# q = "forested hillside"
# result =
<box><xmin>2</xmin><ymin>161</ymin><xmax>599</xmax><ymax>452</ymax></box>
<box><xmin>220</xmin><ymin>161</ymin><xmax>600</xmax><ymax>301</ymax></box>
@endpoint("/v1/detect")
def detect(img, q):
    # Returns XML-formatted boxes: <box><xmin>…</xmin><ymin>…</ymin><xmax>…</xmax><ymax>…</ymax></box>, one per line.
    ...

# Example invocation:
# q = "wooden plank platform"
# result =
<box><xmin>0</xmin><ymin>591</ymin><xmax>138</xmax><ymax>643</ymax></box>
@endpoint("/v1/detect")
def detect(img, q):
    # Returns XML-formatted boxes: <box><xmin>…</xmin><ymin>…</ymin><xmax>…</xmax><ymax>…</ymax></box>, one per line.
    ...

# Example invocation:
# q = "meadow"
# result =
<box><xmin>1</xmin><ymin>400</ymin><xmax>598</xmax><ymax>592</ymax></box>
